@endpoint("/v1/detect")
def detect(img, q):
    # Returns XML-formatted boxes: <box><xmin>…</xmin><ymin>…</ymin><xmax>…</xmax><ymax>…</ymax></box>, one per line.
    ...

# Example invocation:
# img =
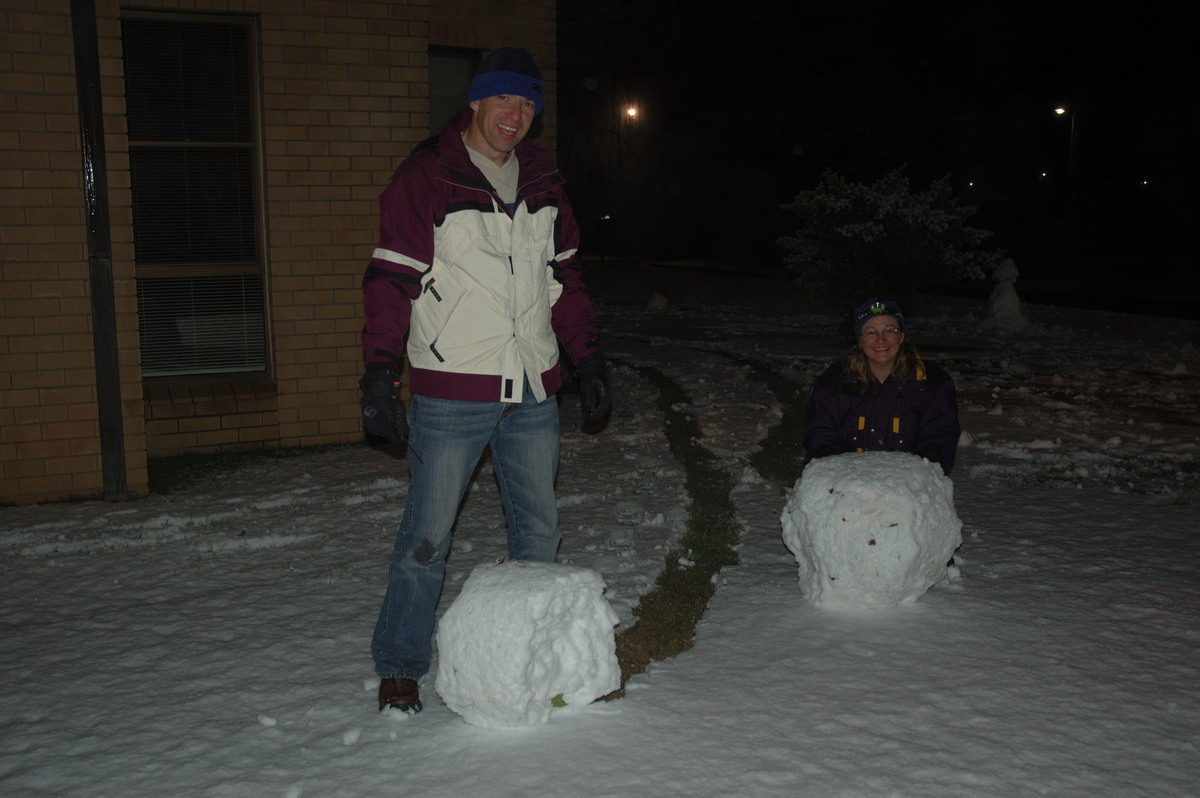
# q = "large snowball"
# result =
<box><xmin>781</xmin><ymin>452</ymin><xmax>962</xmax><ymax>609</ymax></box>
<box><xmin>435</xmin><ymin>561</ymin><xmax>621</xmax><ymax>729</ymax></box>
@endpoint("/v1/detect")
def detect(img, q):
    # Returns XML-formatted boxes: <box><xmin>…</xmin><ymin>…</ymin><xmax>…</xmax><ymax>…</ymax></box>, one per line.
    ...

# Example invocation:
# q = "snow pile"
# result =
<box><xmin>434</xmin><ymin>560</ymin><xmax>620</xmax><ymax>729</ymax></box>
<box><xmin>781</xmin><ymin>452</ymin><xmax>962</xmax><ymax>609</ymax></box>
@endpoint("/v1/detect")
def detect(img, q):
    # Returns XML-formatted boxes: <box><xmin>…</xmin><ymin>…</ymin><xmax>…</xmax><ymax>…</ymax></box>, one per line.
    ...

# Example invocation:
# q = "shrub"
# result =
<box><xmin>778</xmin><ymin>167</ymin><xmax>1003</xmax><ymax>307</ymax></box>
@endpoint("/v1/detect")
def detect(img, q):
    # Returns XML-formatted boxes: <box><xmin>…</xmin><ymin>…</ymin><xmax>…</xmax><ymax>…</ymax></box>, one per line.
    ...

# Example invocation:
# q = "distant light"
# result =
<box><xmin>1055</xmin><ymin>107</ymin><xmax>1067</xmax><ymax>115</ymax></box>
<box><xmin>625</xmin><ymin>105</ymin><xmax>638</xmax><ymax>119</ymax></box>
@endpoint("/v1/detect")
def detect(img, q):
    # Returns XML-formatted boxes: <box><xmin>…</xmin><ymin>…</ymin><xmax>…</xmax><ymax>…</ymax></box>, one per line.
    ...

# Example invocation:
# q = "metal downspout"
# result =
<box><xmin>70</xmin><ymin>0</ymin><xmax>130</xmax><ymax>499</ymax></box>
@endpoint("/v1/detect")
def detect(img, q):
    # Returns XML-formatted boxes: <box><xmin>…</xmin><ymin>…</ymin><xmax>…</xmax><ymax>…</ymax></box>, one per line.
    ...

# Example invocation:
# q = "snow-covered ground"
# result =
<box><xmin>3</xmin><ymin>266</ymin><xmax>1199</xmax><ymax>797</ymax></box>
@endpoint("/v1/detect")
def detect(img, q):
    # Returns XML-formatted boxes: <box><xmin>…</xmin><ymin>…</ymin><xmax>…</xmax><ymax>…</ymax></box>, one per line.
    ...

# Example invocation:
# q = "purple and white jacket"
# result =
<box><xmin>362</xmin><ymin>108</ymin><xmax>601</xmax><ymax>404</ymax></box>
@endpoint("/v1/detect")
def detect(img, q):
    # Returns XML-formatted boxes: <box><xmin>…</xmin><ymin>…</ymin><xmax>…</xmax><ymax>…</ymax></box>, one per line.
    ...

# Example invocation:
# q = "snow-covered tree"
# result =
<box><xmin>779</xmin><ymin>167</ymin><xmax>1003</xmax><ymax>307</ymax></box>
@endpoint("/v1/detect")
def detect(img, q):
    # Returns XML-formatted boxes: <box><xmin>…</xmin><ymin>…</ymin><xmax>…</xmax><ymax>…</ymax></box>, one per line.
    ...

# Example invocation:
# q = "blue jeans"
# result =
<box><xmin>371</xmin><ymin>388</ymin><xmax>563</xmax><ymax>680</ymax></box>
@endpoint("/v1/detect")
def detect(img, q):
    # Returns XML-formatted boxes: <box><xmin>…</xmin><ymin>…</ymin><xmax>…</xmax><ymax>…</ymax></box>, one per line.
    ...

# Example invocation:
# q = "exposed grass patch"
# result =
<box><xmin>724</xmin><ymin>354</ymin><xmax>811</xmax><ymax>491</ymax></box>
<box><xmin>605</xmin><ymin>363</ymin><xmax>742</xmax><ymax>697</ymax></box>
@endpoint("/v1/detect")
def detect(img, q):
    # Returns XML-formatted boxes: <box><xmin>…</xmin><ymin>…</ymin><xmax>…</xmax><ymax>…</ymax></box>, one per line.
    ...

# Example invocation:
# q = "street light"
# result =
<box><xmin>599</xmin><ymin>100</ymin><xmax>643</xmax><ymax>264</ymax></box>
<box><xmin>615</xmin><ymin>99</ymin><xmax>641</xmax><ymax>169</ymax></box>
<box><xmin>1054</xmin><ymin>106</ymin><xmax>1080</xmax><ymax>190</ymax></box>
<box><xmin>1054</xmin><ymin>105</ymin><xmax>1081</xmax><ymax>262</ymax></box>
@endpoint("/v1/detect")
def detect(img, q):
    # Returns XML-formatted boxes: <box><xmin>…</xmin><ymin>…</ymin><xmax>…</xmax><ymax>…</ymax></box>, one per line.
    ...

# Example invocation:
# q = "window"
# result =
<box><xmin>428</xmin><ymin>47</ymin><xmax>480</xmax><ymax>136</ymax></box>
<box><xmin>122</xmin><ymin>15</ymin><xmax>267</xmax><ymax>377</ymax></box>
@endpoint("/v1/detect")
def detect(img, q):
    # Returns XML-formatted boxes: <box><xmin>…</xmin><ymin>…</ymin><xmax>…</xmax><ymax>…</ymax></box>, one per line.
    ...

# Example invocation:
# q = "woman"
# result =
<box><xmin>804</xmin><ymin>298</ymin><xmax>960</xmax><ymax>474</ymax></box>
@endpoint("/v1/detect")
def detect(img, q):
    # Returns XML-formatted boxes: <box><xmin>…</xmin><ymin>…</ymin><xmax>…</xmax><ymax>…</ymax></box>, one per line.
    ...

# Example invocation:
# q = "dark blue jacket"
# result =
<box><xmin>803</xmin><ymin>356</ymin><xmax>961</xmax><ymax>474</ymax></box>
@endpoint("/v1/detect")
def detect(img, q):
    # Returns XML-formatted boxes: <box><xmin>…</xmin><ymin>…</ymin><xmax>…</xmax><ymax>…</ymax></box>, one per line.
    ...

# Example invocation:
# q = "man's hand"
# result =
<box><xmin>359</xmin><ymin>368</ymin><xmax>409</xmax><ymax>445</ymax></box>
<box><xmin>576</xmin><ymin>353</ymin><xmax>613</xmax><ymax>433</ymax></box>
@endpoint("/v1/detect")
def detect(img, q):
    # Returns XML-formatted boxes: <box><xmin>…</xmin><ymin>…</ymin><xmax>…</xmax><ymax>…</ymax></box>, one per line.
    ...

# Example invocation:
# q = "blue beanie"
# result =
<box><xmin>467</xmin><ymin>47</ymin><xmax>544</xmax><ymax>116</ymax></box>
<box><xmin>853</xmin><ymin>298</ymin><xmax>905</xmax><ymax>338</ymax></box>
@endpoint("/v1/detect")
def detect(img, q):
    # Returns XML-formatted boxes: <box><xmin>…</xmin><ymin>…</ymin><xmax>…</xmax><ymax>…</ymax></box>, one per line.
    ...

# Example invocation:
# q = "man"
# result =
<box><xmin>359</xmin><ymin>47</ymin><xmax>612</xmax><ymax>714</ymax></box>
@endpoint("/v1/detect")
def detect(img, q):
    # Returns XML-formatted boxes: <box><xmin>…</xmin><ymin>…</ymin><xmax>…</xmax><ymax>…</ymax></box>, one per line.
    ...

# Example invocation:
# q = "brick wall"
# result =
<box><xmin>1</xmin><ymin>0</ymin><xmax>558</xmax><ymax>505</ymax></box>
<box><xmin>0</xmin><ymin>2</ymin><xmax>147</xmax><ymax>504</ymax></box>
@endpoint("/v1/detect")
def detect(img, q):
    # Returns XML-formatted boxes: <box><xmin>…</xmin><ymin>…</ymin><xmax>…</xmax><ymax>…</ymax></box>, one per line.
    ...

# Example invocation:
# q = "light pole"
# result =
<box><xmin>1054</xmin><ymin>106</ymin><xmax>1081</xmax><ymax>262</ymax></box>
<box><xmin>600</xmin><ymin>101</ymin><xmax>641</xmax><ymax>264</ymax></box>
<box><xmin>1054</xmin><ymin>107</ymin><xmax>1080</xmax><ymax>196</ymax></box>
<box><xmin>615</xmin><ymin>101</ymin><xmax>639</xmax><ymax>169</ymax></box>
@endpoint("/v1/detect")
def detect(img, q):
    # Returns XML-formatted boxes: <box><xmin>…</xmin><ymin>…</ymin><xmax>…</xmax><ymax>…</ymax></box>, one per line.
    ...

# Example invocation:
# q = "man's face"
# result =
<box><xmin>463</xmin><ymin>94</ymin><xmax>536</xmax><ymax>165</ymax></box>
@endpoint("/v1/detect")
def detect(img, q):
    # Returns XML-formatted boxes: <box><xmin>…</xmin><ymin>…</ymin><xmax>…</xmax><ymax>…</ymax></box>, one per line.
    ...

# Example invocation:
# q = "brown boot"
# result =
<box><xmin>378</xmin><ymin>677</ymin><xmax>422</xmax><ymax>713</ymax></box>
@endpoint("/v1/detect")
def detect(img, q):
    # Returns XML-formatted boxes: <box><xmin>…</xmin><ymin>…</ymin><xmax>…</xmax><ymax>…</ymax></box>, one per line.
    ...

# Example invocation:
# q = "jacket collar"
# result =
<box><xmin>436</xmin><ymin>108</ymin><xmax>562</xmax><ymax>199</ymax></box>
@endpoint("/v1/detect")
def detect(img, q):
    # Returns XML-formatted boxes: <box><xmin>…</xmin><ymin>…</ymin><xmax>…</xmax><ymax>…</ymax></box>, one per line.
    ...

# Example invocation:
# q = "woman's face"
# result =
<box><xmin>858</xmin><ymin>315</ymin><xmax>905</xmax><ymax>372</ymax></box>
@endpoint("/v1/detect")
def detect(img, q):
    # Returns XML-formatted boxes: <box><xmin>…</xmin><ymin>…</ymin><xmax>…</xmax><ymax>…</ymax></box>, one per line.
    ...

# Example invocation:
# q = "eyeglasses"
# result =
<box><xmin>860</xmin><ymin>326</ymin><xmax>901</xmax><ymax>340</ymax></box>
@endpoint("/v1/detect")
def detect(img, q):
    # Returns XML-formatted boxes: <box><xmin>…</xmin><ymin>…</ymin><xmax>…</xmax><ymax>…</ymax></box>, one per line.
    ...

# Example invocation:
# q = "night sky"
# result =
<box><xmin>556</xmin><ymin>2</ymin><xmax>1199</xmax><ymax>286</ymax></box>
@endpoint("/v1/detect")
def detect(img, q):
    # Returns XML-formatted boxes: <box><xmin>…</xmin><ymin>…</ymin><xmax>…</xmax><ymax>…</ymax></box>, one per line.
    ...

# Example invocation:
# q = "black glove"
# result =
<box><xmin>576</xmin><ymin>352</ymin><xmax>613</xmax><ymax>431</ymax></box>
<box><xmin>915</xmin><ymin>445</ymin><xmax>948</xmax><ymax>474</ymax></box>
<box><xmin>807</xmin><ymin>445</ymin><xmax>838</xmax><ymax>461</ymax></box>
<box><xmin>359</xmin><ymin>368</ymin><xmax>409</xmax><ymax>445</ymax></box>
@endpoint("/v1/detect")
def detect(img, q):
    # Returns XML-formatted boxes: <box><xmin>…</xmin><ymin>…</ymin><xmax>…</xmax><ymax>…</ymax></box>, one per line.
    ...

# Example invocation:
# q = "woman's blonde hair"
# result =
<box><xmin>843</xmin><ymin>339</ymin><xmax>919</xmax><ymax>390</ymax></box>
